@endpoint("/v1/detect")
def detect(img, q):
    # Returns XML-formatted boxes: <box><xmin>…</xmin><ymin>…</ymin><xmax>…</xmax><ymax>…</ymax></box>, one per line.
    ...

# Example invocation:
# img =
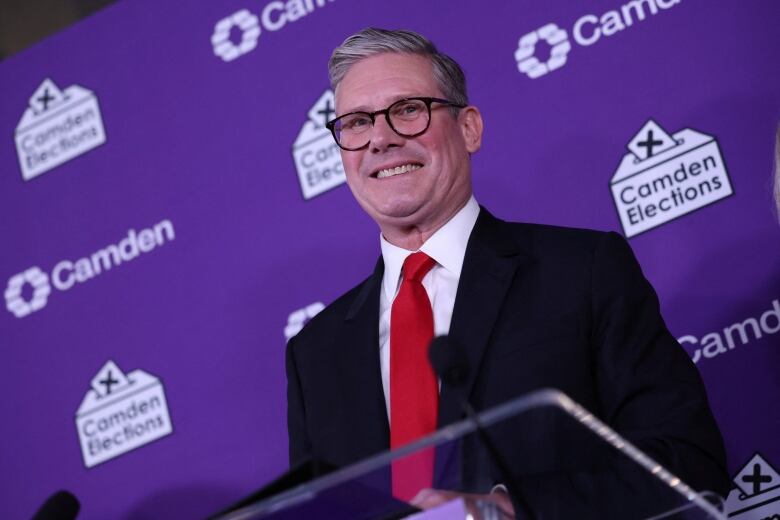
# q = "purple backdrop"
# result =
<box><xmin>1</xmin><ymin>0</ymin><xmax>779</xmax><ymax>518</ymax></box>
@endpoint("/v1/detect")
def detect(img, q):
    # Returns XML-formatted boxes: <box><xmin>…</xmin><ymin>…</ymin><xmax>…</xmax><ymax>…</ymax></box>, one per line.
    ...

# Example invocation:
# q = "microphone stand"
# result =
<box><xmin>429</xmin><ymin>336</ymin><xmax>536</xmax><ymax>520</ymax></box>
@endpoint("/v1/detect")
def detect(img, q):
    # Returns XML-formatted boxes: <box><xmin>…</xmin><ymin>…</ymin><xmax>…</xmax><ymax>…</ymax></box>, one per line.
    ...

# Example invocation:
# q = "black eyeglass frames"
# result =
<box><xmin>325</xmin><ymin>97</ymin><xmax>466</xmax><ymax>151</ymax></box>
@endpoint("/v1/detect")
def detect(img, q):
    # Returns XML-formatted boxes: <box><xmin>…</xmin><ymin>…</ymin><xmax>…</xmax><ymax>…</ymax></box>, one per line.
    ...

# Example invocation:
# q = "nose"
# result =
<box><xmin>369</xmin><ymin>113</ymin><xmax>404</xmax><ymax>153</ymax></box>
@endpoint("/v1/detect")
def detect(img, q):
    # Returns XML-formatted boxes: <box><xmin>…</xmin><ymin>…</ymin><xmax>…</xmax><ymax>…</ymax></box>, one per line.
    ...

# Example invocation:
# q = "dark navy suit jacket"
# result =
<box><xmin>286</xmin><ymin>208</ymin><xmax>729</xmax><ymax>517</ymax></box>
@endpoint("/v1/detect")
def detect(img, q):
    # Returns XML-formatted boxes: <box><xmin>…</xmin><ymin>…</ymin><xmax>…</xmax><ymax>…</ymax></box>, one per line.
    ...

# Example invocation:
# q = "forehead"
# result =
<box><xmin>335</xmin><ymin>53</ymin><xmax>440</xmax><ymax>113</ymax></box>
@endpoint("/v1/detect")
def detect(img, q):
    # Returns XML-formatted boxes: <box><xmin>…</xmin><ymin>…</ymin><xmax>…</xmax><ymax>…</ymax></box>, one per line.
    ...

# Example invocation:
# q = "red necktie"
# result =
<box><xmin>390</xmin><ymin>251</ymin><xmax>438</xmax><ymax>501</ymax></box>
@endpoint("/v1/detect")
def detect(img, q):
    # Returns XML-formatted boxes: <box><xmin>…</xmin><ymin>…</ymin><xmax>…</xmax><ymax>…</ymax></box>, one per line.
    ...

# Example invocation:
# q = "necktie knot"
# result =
<box><xmin>402</xmin><ymin>252</ymin><xmax>436</xmax><ymax>282</ymax></box>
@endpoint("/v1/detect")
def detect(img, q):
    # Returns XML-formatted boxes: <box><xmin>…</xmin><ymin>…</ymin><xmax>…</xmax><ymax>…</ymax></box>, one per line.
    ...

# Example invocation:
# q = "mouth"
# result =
<box><xmin>373</xmin><ymin>163</ymin><xmax>423</xmax><ymax>179</ymax></box>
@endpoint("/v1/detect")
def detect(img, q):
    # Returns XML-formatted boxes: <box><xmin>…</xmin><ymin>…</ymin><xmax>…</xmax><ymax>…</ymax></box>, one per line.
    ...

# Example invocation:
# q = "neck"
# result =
<box><xmin>379</xmin><ymin>196</ymin><xmax>470</xmax><ymax>250</ymax></box>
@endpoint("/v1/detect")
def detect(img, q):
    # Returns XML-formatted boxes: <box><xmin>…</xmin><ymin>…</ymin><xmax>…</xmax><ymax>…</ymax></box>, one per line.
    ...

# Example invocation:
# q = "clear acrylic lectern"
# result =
<box><xmin>214</xmin><ymin>389</ymin><xmax>726</xmax><ymax>519</ymax></box>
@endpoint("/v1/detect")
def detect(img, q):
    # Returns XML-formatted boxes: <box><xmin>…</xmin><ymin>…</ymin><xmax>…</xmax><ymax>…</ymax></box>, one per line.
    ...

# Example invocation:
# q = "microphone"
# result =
<box><xmin>429</xmin><ymin>336</ymin><xmax>536</xmax><ymax>520</ymax></box>
<box><xmin>428</xmin><ymin>335</ymin><xmax>470</xmax><ymax>388</ymax></box>
<box><xmin>31</xmin><ymin>490</ymin><xmax>80</xmax><ymax>520</ymax></box>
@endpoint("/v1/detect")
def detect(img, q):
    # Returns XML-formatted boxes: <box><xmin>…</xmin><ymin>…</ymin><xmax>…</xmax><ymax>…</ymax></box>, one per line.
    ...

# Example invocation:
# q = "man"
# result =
<box><xmin>286</xmin><ymin>28</ymin><xmax>729</xmax><ymax>517</ymax></box>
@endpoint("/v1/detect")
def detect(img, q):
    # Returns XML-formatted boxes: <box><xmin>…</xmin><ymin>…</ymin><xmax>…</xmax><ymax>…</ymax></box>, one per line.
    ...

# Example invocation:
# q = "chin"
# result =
<box><xmin>379</xmin><ymin>209</ymin><xmax>437</xmax><ymax>231</ymax></box>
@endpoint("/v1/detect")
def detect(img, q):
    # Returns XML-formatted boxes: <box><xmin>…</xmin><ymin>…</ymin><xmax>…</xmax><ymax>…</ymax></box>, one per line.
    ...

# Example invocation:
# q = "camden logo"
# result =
<box><xmin>678</xmin><ymin>298</ymin><xmax>779</xmax><ymax>365</ymax></box>
<box><xmin>211</xmin><ymin>0</ymin><xmax>335</xmax><ymax>62</ymax></box>
<box><xmin>15</xmin><ymin>78</ymin><xmax>107</xmax><ymax>180</ymax></box>
<box><xmin>75</xmin><ymin>360</ymin><xmax>173</xmax><ymax>468</ymax></box>
<box><xmin>4</xmin><ymin>219</ymin><xmax>175</xmax><ymax>319</ymax></box>
<box><xmin>515</xmin><ymin>0</ymin><xmax>682</xmax><ymax>79</ymax></box>
<box><xmin>284</xmin><ymin>302</ymin><xmax>325</xmax><ymax>340</ymax></box>
<box><xmin>724</xmin><ymin>452</ymin><xmax>780</xmax><ymax>519</ymax></box>
<box><xmin>5</xmin><ymin>267</ymin><xmax>51</xmax><ymax>318</ymax></box>
<box><xmin>515</xmin><ymin>24</ymin><xmax>571</xmax><ymax>79</ymax></box>
<box><xmin>610</xmin><ymin>119</ymin><xmax>733</xmax><ymax>238</ymax></box>
<box><xmin>292</xmin><ymin>90</ymin><xmax>345</xmax><ymax>199</ymax></box>
<box><xmin>212</xmin><ymin>9</ymin><xmax>260</xmax><ymax>62</ymax></box>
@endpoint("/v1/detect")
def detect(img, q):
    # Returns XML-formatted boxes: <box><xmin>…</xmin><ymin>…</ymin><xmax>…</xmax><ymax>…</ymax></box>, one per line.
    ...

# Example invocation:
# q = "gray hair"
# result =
<box><xmin>328</xmin><ymin>28</ymin><xmax>468</xmax><ymax>109</ymax></box>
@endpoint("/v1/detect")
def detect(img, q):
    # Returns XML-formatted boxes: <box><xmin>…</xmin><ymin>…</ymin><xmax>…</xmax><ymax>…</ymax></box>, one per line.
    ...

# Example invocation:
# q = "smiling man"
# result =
<box><xmin>330</xmin><ymin>50</ymin><xmax>481</xmax><ymax>251</ymax></box>
<box><xmin>285</xmin><ymin>28</ymin><xmax>729</xmax><ymax>517</ymax></box>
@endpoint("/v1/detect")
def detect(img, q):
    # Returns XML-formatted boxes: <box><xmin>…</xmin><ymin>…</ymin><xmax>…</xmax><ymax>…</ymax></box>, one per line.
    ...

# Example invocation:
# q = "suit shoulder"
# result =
<box><xmin>506</xmin><ymin>221</ymin><xmax>647</xmax><ymax>295</ymax></box>
<box><xmin>288</xmin><ymin>273</ymin><xmax>373</xmax><ymax>347</ymax></box>
<box><xmin>506</xmin><ymin>220</ymin><xmax>625</xmax><ymax>258</ymax></box>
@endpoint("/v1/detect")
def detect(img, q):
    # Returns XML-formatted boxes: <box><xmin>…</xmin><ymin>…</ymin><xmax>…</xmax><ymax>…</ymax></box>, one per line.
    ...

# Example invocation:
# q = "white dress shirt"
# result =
<box><xmin>378</xmin><ymin>196</ymin><xmax>480</xmax><ymax>420</ymax></box>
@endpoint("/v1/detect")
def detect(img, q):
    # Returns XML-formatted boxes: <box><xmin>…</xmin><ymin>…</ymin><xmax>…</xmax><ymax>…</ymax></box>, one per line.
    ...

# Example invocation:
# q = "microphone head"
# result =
<box><xmin>32</xmin><ymin>490</ymin><xmax>80</xmax><ymax>520</ymax></box>
<box><xmin>428</xmin><ymin>335</ymin><xmax>469</xmax><ymax>387</ymax></box>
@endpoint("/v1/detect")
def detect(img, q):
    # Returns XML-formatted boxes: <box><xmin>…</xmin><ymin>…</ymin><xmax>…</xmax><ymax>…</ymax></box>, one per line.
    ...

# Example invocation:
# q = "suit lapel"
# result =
<box><xmin>438</xmin><ymin>209</ymin><xmax>529</xmax><ymax>428</ymax></box>
<box><xmin>339</xmin><ymin>257</ymin><xmax>390</xmax><ymax>455</ymax></box>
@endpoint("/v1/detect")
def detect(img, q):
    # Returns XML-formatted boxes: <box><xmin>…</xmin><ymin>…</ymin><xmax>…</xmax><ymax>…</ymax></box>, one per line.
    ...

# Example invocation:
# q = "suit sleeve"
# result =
<box><xmin>590</xmin><ymin>232</ymin><xmax>728</xmax><ymax>493</ymax></box>
<box><xmin>513</xmin><ymin>232</ymin><xmax>730</xmax><ymax>518</ymax></box>
<box><xmin>286</xmin><ymin>337</ymin><xmax>312</xmax><ymax>467</ymax></box>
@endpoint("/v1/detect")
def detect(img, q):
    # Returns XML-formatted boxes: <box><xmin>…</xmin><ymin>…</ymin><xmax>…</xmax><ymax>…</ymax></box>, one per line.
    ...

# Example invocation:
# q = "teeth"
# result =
<box><xmin>376</xmin><ymin>164</ymin><xmax>421</xmax><ymax>179</ymax></box>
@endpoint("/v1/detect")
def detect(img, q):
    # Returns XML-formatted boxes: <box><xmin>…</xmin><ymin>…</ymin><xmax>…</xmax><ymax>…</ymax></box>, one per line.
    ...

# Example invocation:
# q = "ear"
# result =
<box><xmin>458</xmin><ymin>106</ymin><xmax>483</xmax><ymax>153</ymax></box>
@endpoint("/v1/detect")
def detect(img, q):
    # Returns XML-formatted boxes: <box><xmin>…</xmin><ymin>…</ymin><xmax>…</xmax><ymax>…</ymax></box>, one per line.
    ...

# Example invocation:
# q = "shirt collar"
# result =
<box><xmin>380</xmin><ymin>196</ymin><xmax>480</xmax><ymax>302</ymax></box>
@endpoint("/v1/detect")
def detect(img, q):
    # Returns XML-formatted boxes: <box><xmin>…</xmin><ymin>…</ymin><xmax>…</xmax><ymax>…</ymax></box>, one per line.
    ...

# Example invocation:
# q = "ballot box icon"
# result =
<box><xmin>724</xmin><ymin>453</ymin><xmax>780</xmax><ymax>519</ymax></box>
<box><xmin>15</xmin><ymin>78</ymin><xmax>107</xmax><ymax>181</ymax></box>
<box><xmin>292</xmin><ymin>89</ymin><xmax>345</xmax><ymax>200</ymax></box>
<box><xmin>75</xmin><ymin>360</ymin><xmax>173</xmax><ymax>468</ymax></box>
<box><xmin>610</xmin><ymin>119</ymin><xmax>733</xmax><ymax>238</ymax></box>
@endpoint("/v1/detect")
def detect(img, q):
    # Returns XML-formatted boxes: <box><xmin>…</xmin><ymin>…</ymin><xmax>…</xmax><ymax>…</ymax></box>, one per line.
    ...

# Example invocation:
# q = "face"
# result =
<box><xmin>334</xmin><ymin>53</ymin><xmax>483</xmax><ymax>237</ymax></box>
